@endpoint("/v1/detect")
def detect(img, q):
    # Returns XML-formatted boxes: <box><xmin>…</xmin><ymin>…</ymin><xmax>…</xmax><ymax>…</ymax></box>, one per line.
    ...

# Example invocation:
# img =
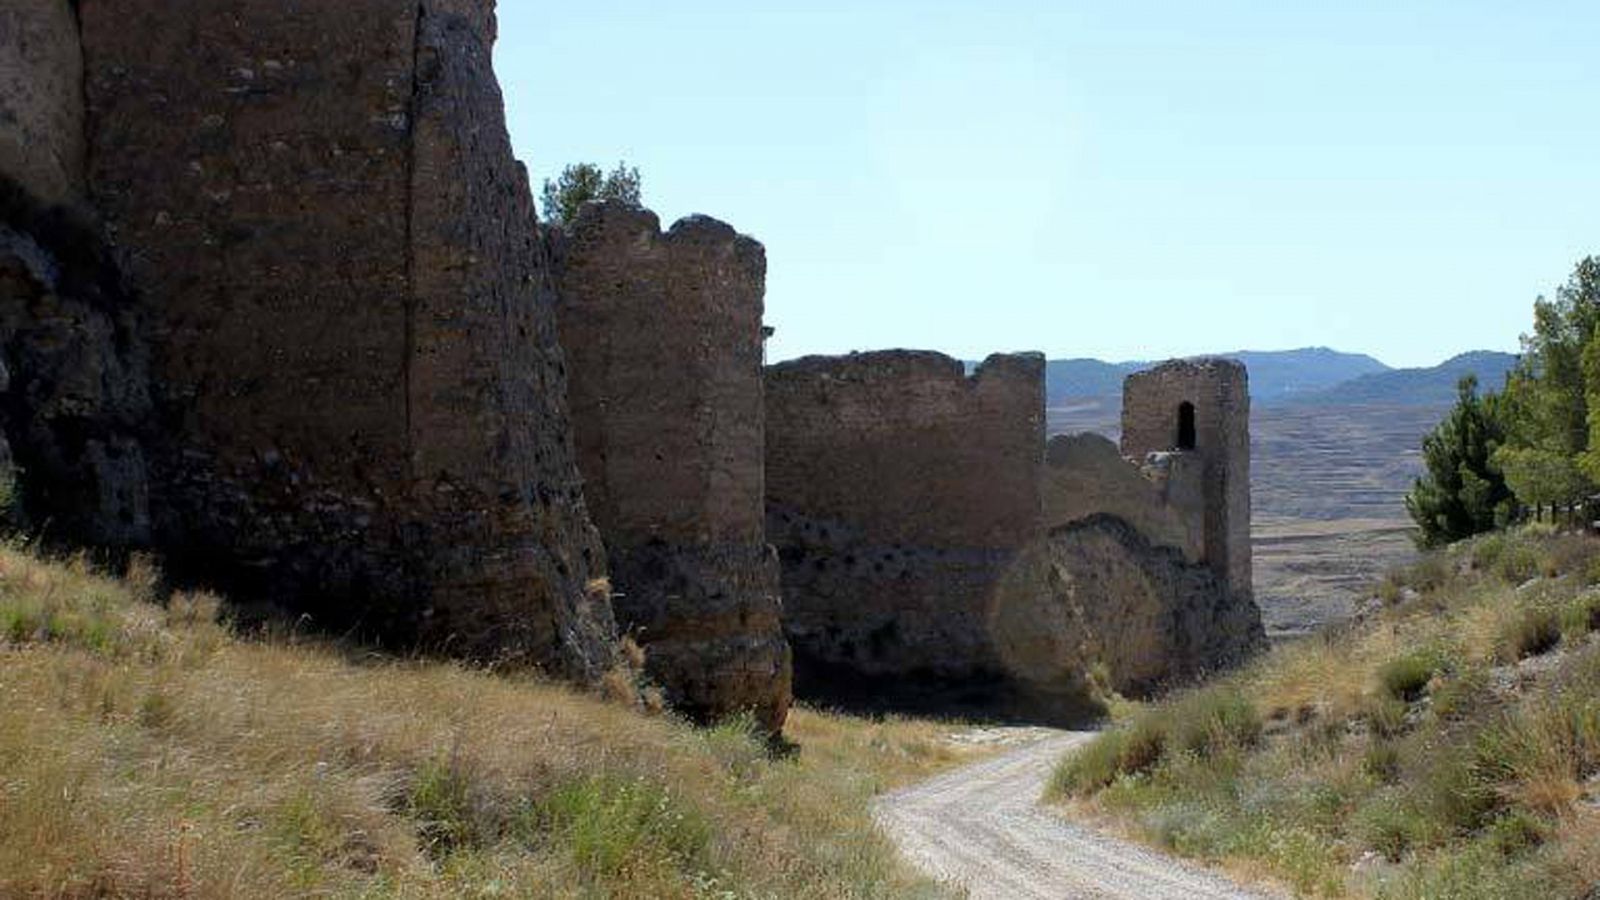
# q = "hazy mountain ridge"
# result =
<box><xmin>1298</xmin><ymin>350</ymin><xmax>1520</xmax><ymax>406</ymax></box>
<box><xmin>1043</xmin><ymin>347</ymin><xmax>1517</xmax><ymax>408</ymax></box>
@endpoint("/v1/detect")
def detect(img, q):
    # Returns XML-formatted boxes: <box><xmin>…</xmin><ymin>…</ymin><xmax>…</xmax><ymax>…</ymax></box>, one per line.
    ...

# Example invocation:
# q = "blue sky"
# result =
<box><xmin>495</xmin><ymin>2</ymin><xmax>1599</xmax><ymax>368</ymax></box>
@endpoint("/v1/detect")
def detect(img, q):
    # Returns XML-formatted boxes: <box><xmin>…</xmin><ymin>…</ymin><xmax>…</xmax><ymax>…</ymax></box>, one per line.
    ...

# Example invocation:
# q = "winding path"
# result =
<box><xmin>875</xmin><ymin>731</ymin><xmax>1275</xmax><ymax>899</ymax></box>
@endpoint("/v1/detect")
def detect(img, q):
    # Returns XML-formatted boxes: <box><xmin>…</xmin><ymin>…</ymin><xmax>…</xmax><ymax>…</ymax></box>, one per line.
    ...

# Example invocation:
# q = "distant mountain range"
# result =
<box><xmin>1042</xmin><ymin>347</ymin><xmax>1520</xmax><ymax>408</ymax></box>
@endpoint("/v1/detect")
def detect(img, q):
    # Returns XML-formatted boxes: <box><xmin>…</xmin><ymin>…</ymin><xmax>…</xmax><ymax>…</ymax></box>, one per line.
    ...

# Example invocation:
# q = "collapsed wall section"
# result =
<box><xmin>77</xmin><ymin>0</ymin><xmax>616</xmax><ymax>677</ymax></box>
<box><xmin>765</xmin><ymin>351</ymin><xmax>1046</xmax><ymax>688</ymax></box>
<box><xmin>550</xmin><ymin>201</ymin><xmax>790</xmax><ymax>731</ymax></box>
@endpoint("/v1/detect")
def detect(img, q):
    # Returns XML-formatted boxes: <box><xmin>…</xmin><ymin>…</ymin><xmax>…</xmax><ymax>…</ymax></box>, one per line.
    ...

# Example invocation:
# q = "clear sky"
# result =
<box><xmin>495</xmin><ymin>1</ymin><xmax>1599</xmax><ymax>368</ymax></box>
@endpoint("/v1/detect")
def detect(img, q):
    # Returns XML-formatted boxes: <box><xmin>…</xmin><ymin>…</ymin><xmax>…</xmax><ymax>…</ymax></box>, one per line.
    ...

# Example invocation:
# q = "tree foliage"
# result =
<box><xmin>1406</xmin><ymin>376</ymin><xmax>1514</xmax><ymax>547</ymax></box>
<box><xmin>539</xmin><ymin>161</ymin><xmax>642</xmax><ymax>228</ymax></box>
<box><xmin>1412</xmin><ymin>257</ymin><xmax>1600</xmax><ymax>543</ymax></box>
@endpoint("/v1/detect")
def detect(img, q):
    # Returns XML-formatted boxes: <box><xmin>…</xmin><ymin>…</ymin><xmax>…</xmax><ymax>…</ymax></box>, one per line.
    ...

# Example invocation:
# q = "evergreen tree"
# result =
<box><xmin>1406</xmin><ymin>376</ymin><xmax>1514</xmax><ymax>547</ymax></box>
<box><xmin>539</xmin><ymin>161</ymin><xmax>642</xmax><ymax>228</ymax></box>
<box><xmin>1508</xmin><ymin>256</ymin><xmax>1600</xmax><ymax>460</ymax></box>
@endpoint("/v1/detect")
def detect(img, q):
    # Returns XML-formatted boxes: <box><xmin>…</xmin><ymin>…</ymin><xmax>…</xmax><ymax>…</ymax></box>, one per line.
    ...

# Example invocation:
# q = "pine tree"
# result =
<box><xmin>1406</xmin><ymin>376</ymin><xmax>1514</xmax><ymax>547</ymax></box>
<box><xmin>539</xmin><ymin>161</ymin><xmax>642</xmax><ymax>227</ymax></box>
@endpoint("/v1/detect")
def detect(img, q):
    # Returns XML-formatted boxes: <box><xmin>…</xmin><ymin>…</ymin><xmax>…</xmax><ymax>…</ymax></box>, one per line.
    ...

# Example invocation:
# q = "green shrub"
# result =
<box><xmin>1054</xmin><ymin>686</ymin><xmax>1257</xmax><ymax>796</ymax></box>
<box><xmin>1560</xmin><ymin>591</ymin><xmax>1600</xmax><ymax>642</ymax></box>
<box><xmin>1379</xmin><ymin>650</ymin><xmax>1446</xmax><ymax>701</ymax></box>
<box><xmin>1365</xmin><ymin>695</ymin><xmax>1411</xmax><ymax>738</ymax></box>
<box><xmin>1430</xmin><ymin>667</ymin><xmax>1489</xmax><ymax>721</ymax></box>
<box><xmin>1363</xmin><ymin>741</ymin><xmax>1403</xmax><ymax>784</ymax></box>
<box><xmin>1166</xmin><ymin>687</ymin><xmax>1261</xmax><ymax>758</ymax></box>
<box><xmin>1054</xmin><ymin>730</ymin><xmax>1131</xmax><ymax>795</ymax></box>
<box><xmin>1495</xmin><ymin>606</ymin><xmax>1562</xmax><ymax>662</ymax></box>
<box><xmin>1421</xmin><ymin>751</ymin><xmax>1500</xmax><ymax>835</ymax></box>
<box><xmin>1402</xmin><ymin>553</ymin><xmax>1455</xmax><ymax>594</ymax></box>
<box><xmin>1487</xmin><ymin>810</ymin><xmax>1548</xmax><ymax>858</ymax></box>
<box><xmin>533</xmin><ymin>773</ymin><xmax>712</xmax><ymax>881</ymax></box>
<box><xmin>408</xmin><ymin>756</ymin><xmax>481</xmax><ymax>855</ymax></box>
<box><xmin>1355</xmin><ymin>793</ymin><xmax>1423</xmax><ymax>861</ymax></box>
<box><xmin>1469</xmin><ymin>533</ymin><xmax>1507</xmax><ymax>572</ymax></box>
<box><xmin>1496</xmin><ymin>544</ymin><xmax>1543</xmax><ymax>584</ymax></box>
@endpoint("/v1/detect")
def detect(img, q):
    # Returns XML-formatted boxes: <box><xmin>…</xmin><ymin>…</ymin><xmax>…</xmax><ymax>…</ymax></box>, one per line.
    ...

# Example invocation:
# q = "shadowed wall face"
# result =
<box><xmin>764</xmin><ymin>351</ymin><xmax>1046</xmax><ymax>687</ymax></box>
<box><xmin>552</xmin><ymin>201</ymin><xmax>791</xmax><ymax>731</ymax></box>
<box><xmin>77</xmin><ymin>0</ymin><xmax>616</xmax><ymax>677</ymax></box>
<box><xmin>0</xmin><ymin>1</ymin><xmax>152</xmax><ymax>554</ymax></box>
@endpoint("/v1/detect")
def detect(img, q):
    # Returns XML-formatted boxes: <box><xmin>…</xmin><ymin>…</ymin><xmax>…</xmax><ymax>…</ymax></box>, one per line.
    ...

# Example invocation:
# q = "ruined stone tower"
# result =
<box><xmin>1121</xmin><ymin>358</ymin><xmax>1253</xmax><ymax>605</ymax></box>
<box><xmin>551</xmin><ymin>202</ymin><xmax>792</xmax><ymax>731</ymax></box>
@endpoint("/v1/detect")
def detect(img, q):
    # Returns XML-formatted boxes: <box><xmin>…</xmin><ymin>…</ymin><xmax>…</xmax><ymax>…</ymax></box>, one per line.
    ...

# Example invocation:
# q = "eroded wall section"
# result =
<box><xmin>78</xmin><ymin>0</ymin><xmax>616</xmax><ymax>677</ymax></box>
<box><xmin>551</xmin><ymin>201</ymin><xmax>791</xmax><ymax>731</ymax></box>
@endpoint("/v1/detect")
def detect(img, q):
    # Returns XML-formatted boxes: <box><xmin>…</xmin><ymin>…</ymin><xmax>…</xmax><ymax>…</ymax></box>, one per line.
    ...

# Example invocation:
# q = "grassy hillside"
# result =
<box><xmin>0</xmin><ymin>545</ymin><xmax>974</xmax><ymax>899</ymax></box>
<box><xmin>1051</xmin><ymin>527</ymin><xmax>1600</xmax><ymax>898</ymax></box>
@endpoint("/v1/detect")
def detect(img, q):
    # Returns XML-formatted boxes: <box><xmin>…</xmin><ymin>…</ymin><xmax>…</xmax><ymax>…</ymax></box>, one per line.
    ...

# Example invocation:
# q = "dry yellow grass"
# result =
<box><xmin>1054</xmin><ymin>528</ymin><xmax>1600</xmax><ymax>899</ymax></box>
<box><xmin>0</xmin><ymin>544</ymin><xmax>975</xmax><ymax>899</ymax></box>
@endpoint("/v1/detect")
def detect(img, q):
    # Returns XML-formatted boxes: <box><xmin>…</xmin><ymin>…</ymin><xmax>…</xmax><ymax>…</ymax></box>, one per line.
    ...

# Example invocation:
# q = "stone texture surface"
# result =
<box><xmin>1122</xmin><ymin>358</ymin><xmax>1255</xmax><ymax>606</ymax></box>
<box><xmin>990</xmin><ymin>515</ymin><xmax>1261</xmax><ymax>695</ymax></box>
<box><xmin>0</xmin><ymin>184</ymin><xmax>152</xmax><ymax>548</ymax></box>
<box><xmin>0</xmin><ymin>2</ymin><xmax>84</xmax><ymax>206</ymax></box>
<box><xmin>765</xmin><ymin>351</ymin><xmax>1045</xmax><ymax>689</ymax></box>
<box><xmin>78</xmin><ymin>0</ymin><xmax>615</xmax><ymax>678</ymax></box>
<box><xmin>1042</xmin><ymin>432</ymin><xmax>1198</xmax><ymax>561</ymax></box>
<box><xmin>551</xmin><ymin>202</ymin><xmax>790</xmax><ymax>730</ymax></box>
<box><xmin>767</xmin><ymin>350</ymin><xmax>1265</xmax><ymax>705</ymax></box>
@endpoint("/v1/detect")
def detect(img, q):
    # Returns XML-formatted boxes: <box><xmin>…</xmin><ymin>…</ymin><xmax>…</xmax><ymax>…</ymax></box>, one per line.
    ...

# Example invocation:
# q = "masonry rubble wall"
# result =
<box><xmin>74</xmin><ymin>0</ymin><xmax>616</xmax><ymax>677</ymax></box>
<box><xmin>766</xmin><ymin>350</ymin><xmax>1266</xmax><ymax>702</ymax></box>
<box><xmin>549</xmin><ymin>201</ymin><xmax>791</xmax><ymax>731</ymax></box>
<box><xmin>0</xmin><ymin>2</ymin><xmax>84</xmax><ymax>206</ymax></box>
<box><xmin>764</xmin><ymin>351</ymin><xmax>1045</xmax><ymax>687</ymax></box>
<box><xmin>1121</xmin><ymin>358</ymin><xmax>1255</xmax><ymax>606</ymax></box>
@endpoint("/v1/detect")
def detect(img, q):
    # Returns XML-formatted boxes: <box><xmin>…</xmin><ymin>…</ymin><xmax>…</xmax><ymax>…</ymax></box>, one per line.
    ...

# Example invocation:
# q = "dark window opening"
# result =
<box><xmin>1177</xmin><ymin>401</ymin><xmax>1197</xmax><ymax>450</ymax></box>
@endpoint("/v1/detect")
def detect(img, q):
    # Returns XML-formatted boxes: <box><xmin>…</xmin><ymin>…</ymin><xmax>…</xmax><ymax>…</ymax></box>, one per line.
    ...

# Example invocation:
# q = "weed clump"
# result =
<box><xmin>1053</xmin><ymin>686</ymin><xmax>1259</xmax><ymax>795</ymax></box>
<box><xmin>1378</xmin><ymin>649</ymin><xmax>1446</xmax><ymax>700</ymax></box>
<box><xmin>1495</xmin><ymin>605</ymin><xmax>1562</xmax><ymax>662</ymax></box>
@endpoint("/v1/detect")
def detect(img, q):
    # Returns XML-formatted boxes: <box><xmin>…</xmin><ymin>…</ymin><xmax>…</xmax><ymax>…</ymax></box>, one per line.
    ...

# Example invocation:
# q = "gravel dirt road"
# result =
<box><xmin>875</xmin><ymin>730</ymin><xmax>1277</xmax><ymax>899</ymax></box>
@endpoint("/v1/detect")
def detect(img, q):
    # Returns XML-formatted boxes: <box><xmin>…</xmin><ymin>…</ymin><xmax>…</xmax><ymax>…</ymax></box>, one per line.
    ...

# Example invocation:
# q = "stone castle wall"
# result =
<box><xmin>0</xmin><ymin>1</ymin><xmax>153</xmax><ymax>553</ymax></box>
<box><xmin>765</xmin><ymin>351</ymin><xmax>1045</xmax><ymax>686</ymax></box>
<box><xmin>0</xmin><ymin>3</ymin><xmax>84</xmax><ymax>206</ymax></box>
<box><xmin>75</xmin><ymin>0</ymin><xmax>616</xmax><ymax>677</ymax></box>
<box><xmin>0</xmin><ymin>0</ymin><xmax>1261</xmax><ymax>723</ymax></box>
<box><xmin>1122</xmin><ymin>358</ymin><xmax>1254</xmax><ymax>605</ymax></box>
<box><xmin>550</xmin><ymin>202</ymin><xmax>790</xmax><ymax>730</ymax></box>
<box><xmin>767</xmin><ymin>350</ymin><xmax>1265</xmax><ymax>701</ymax></box>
